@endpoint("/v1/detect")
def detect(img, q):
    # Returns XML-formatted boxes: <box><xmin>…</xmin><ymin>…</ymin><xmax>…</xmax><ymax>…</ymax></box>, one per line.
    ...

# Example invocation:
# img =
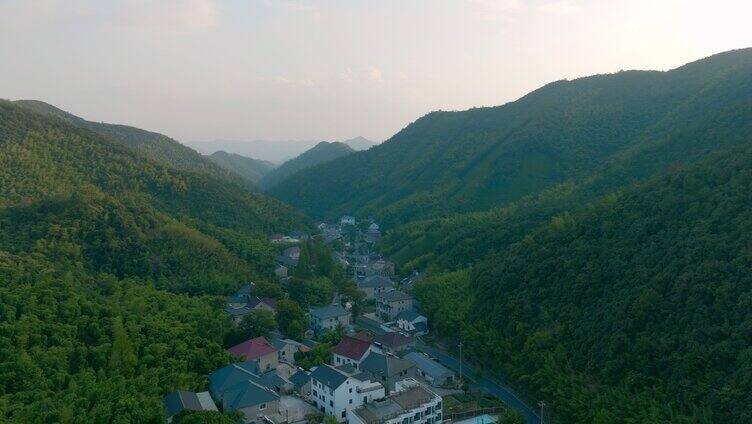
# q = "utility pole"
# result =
<box><xmin>459</xmin><ymin>341</ymin><xmax>463</xmax><ymax>383</ymax></box>
<box><xmin>538</xmin><ymin>401</ymin><xmax>547</xmax><ymax>424</ymax></box>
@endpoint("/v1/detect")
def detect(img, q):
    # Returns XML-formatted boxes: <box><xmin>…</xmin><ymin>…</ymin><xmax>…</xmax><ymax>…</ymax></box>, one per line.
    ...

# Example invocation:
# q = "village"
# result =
<box><xmin>164</xmin><ymin>216</ymin><xmax>518</xmax><ymax>424</ymax></box>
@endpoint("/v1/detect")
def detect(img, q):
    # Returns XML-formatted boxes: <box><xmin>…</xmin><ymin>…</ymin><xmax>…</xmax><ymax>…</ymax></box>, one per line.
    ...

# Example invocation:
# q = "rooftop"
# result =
<box><xmin>374</xmin><ymin>332</ymin><xmax>414</xmax><ymax>349</ymax></box>
<box><xmin>310</xmin><ymin>364</ymin><xmax>349</xmax><ymax>389</ymax></box>
<box><xmin>359</xmin><ymin>352</ymin><xmax>415</xmax><ymax>378</ymax></box>
<box><xmin>227</xmin><ymin>336</ymin><xmax>277</xmax><ymax>361</ymax></box>
<box><xmin>332</xmin><ymin>335</ymin><xmax>373</xmax><ymax>361</ymax></box>
<box><xmin>353</xmin><ymin>381</ymin><xmax>439</xmax><ymax>424</ymax></box>
<box><xmin>403</xmin><ymin>352</ymin><xmax>453</xmax><ymax>379</ymax></box>
<box><xmin>164</xmin><ymin>390</ymin><xmax>217</xmax><ymax>418</ymax></box>
<box><xmin>310</xmin><ymin>305</ymin><xmax>349</xmax><ymax>320</ymax></box>
<box><xmin>359</xmin><ymin>275</ymin><xmax>393</xmax><ymax>289</ymax></box>
<box><xmin>377</xmin><ymin>290</ymin><xmax>413</xmax><ymax>302</ymax></box>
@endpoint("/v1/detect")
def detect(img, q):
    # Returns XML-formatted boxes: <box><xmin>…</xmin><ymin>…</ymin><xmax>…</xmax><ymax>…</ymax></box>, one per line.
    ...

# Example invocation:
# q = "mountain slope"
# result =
<box><xmin>416</xmin><ymin>140</ymin><xmax>752</xmax><ymax>423</ymax></box>
<box><xmin>257</xmin><ymin>141</ymin><xmax>354</xmax><ymax>190</ymax></box>
<box><xmin>13</xmin><ymin>99</ymin><xmax>244</xmax><ymax>185</ymax></box>
<box><xmin>0</xmin><ymin>100</ymin><xmax>306</xmax><ymax>291</ymax></box>
<box><xmin>270</xmin><ymin>48</ymin><xmax>752</xmax><ymax>225</ymax></box>
<box><xmin>207</xmin><ymin>150</ymin><xmax>275</xmax><ymax>183</ymax></box>
<box><xmin>0</xmin><ymin>99</ymin><xmax>308</xmax><ymax>422</ymax></box>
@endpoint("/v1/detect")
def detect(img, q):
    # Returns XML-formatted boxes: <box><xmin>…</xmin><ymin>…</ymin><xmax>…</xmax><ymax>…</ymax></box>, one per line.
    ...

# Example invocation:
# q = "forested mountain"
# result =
<box><xmin>0</xmin><ymin>100</ymin><xmax>307</xmax><ymax>421</ymax></box>
<box><xmin>207</xmin><ymin>150</ymin><xmax>275</xmax><ymax>183</ymax></box>
<box><xmin>414</xmin><ymin>141</ymin><xmax>752</xmax><ymax>422</ymax></box>
<box><xmin>13</xmin><ymin>100</ymin><xmax>244</xmax><ymax>186</ymax></box>
<box><xmin>257</xmin><ymin>141</ymin><xmax>354</xmax><ymax>190</ymax></box>
<box><xmin>269</xmin><ymin>48</ymin><xmax>752</xmax><ymax>226</ymax></box>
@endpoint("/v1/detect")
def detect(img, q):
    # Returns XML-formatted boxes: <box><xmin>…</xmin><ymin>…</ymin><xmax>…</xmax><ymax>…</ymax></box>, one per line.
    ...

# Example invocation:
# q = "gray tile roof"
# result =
<box><xmin>359</xmin><ymin>352</ymin><xmax>415</xmax><ymax>378</ymax></box>
<box><xmin>222</xmin><ymin>380</ymin><xmax>279</xmax><ymax>411</ymax></box>
<box><xmin>164</xmin><ymin>390</ymin><xmax>217</xmax><ymax>418</ymax></box>
<box><xmin>377</xmin><ymin>290</ymin><xmax>413</xmax><ymax>302</ymax></box>
<box><xmin>310</xmin><ymin>305</ymin><xmax>349</xmax><ymax>320</ymax></box>
<box><xmin>289</xmin><ymin>369</ymin><xmax>310</xmax><ymax>388</ymax></box>
<box><xmin>359</xmin><ymin>275</ymin><xmax>393</xmax><ymax>289</ymax></box>
<box><xmin>310</xmin><ymin>364</ymin><xmax>348</xmax><ymax>389</ymax></box>
<box><xmin>404</xmin><ymin>352</ymin><xmax>453</xmax><ymax>380</ymax></box>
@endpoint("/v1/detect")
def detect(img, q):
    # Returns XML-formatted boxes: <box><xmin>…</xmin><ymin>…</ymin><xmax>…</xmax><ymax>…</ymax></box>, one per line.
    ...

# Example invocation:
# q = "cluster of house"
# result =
<box><xmin>306</xmin><ymin>332</ymin><xmax>454</xmax><ymax>423</ymax></box>
<box><xmin>165</xmin><ymin>328</ymin><xmax>454</xmax><ymax>423</ymax></box>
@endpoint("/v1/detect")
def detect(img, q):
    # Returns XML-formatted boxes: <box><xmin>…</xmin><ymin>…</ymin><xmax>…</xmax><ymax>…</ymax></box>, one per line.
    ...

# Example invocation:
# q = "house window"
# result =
<box><xmin>349</xmin><ymin>399</ymin><xmax>353</xmax><ymax>404</ymax></box>
<box><xmin>329</xmin><ymin>400</ymin><xmax>333</xmax><ymax>407</ymax></box>
<box><xmin>342</xmin><ymin>411</ymin><xmax>347</xmax><ymax>418</ymax></box>
<box><xmin>349</xmin><ymin>388</ymin><xmax>352</xmax><ymax>393</ymax></box>
<box><xmin>259</xmin><ymin>403</ymin><xmax>266</xmax><ymax>411</ymax></box>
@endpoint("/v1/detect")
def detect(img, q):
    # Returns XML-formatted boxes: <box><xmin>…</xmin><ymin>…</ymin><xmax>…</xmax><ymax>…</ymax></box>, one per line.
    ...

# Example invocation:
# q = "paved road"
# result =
<box><xmin>355</xmin><ymin>317</ymin><xmax>540</xmax><ymax>424</ymax></box>
<box><xmin>415</xmin><ymin>341</ymin><xmax>540</xmax><ymax>424</ymax></box>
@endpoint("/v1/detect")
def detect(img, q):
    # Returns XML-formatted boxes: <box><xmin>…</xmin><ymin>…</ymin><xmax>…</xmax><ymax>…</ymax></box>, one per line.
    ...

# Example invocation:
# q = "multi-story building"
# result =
<box><xmin>347</xmin><ymin>379</ymin><xmax>442</xmax><ymax>424</ymax></box>
<box><xmin>310</xmin><ymin>305</ymin><xmax>351</xmax><ymax>335</ymax></box>
<box><xmin>309</xmin><ymin>364</ymin><xmax>385</xmax><ymax>422</ymax></box>
<box><xmin>376</xmin><ymin>290</ymin><xmax>415</xmax><ymax>321</ymax></box>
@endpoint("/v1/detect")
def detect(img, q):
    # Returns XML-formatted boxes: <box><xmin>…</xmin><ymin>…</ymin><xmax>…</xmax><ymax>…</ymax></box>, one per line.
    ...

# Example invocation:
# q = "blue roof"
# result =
<box><xmin>222</xmin><ymin>380</ymin><xmax>279</xmax><ymax>411</ymax></box>
<box><xmin>310</xmin><ymin>305</ymin><xmax>349</xmax><ymax>320</ymax></box>
<box><xmin>208</xmin><ymin>361</ymin><xmax>261</xmax><ymax>399</ymax></box>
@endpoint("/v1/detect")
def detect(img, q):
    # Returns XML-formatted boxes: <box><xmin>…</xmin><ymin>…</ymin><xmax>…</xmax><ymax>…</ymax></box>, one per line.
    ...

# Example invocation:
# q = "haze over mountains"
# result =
<box><xmin>187</xmin><ymin>136</ymin><xmax>376</xmax><ymax>164</ymax></box>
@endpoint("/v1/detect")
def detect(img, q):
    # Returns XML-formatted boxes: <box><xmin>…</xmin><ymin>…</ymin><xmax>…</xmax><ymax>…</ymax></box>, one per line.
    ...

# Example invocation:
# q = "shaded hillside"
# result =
<box><xmin>270</xmin><ymin>48</ymin><xmax>752</xmax><ymax>225</ymax></box>
<box><xmin>415</xmin><ymin>140</ymin><xmax>752</xmax><ymax>423</ymax></box>
<box><xmin>207</xmin><ymin>150</ymin><xmax>275</xmax><ymax>183</ymax></box>
<box><xmin>13</xmin><ymin>100</ymin><xmax>243</xmax><ymax>185</ymax></box>
<box><xmin>257</xmin><ymin>141</ymin><xmax>354</xmax><ymax>190</ymax></box>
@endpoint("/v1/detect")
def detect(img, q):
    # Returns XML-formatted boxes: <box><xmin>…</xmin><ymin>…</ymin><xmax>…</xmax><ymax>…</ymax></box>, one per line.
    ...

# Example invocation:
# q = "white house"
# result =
<box><xmin>395</xmin><ymin>310</ymin><xmax>429</xmax><ymax>336</ymax></box>
<box><xmin>331</xmin><ymin>335</ymin><xmax>381</xmax><ymax>368</ymax></box>
<box><xmin>347</xmin><ymin>378</ymin><xmax>442</xmax><ymax>424</ymax></box>
<box><xmin>310</xmin><ymin>365</ymin><xmax>385</xmax><ymax>422</ymax></box>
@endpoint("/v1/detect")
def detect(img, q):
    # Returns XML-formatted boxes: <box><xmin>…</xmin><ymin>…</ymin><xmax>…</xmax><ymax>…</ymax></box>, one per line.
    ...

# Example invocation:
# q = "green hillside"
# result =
<box><xmin>13</xmin><ymin>100</ymin><xmax>244</xmax><ymax>186</ymax></box>
<box><xmin>270</xmin><ymin>48</ymin><xmax>752</xmax><ymax>226</ymax></box>
<box><xmin>257</xmin><ymin>141</ymin><xmax>354</xmax><ymax>190</ymax></box>
<box><xmin>207</xmin><ymin>150</ymin><xmax>275</xmax><ymax>183</ymax></box>
<box><xmin>0</xmin><ymin>100</ymin><xmax>306</xmax><ymax>422</ymax></box>
<box><xmin>415</xmin><ymin>140</ymin><xmax>752</xmax><ymax>422</ymax></box>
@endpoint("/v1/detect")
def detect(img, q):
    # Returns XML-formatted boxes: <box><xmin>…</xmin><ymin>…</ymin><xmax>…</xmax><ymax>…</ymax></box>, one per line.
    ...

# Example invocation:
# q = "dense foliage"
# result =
<box><xmin>270</xmin><ymin>48</ymin><xmax>752</xmax><ymax>227</ymax></box>
<box><xmin>257</xmin><ymin>141</ymin><xmax>353</xmax><ymax>190</ymax></box>
<box><xmin>415</xmin><ymin>142</ymin><xmax>752</xmax><ymax>422</ymax></box>
<box><xmin>206</xmin><ymin>150</ymin><xmax>275</xmax><ymax>183</ymax></box>
<box><xmin>0</xmin><ymin>101</ymin><xmax>308</xmax><ymax>422</ymax></box>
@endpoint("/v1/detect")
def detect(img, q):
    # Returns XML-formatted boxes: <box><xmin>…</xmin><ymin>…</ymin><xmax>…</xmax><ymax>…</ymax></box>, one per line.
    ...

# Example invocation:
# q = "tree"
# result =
<box><xmin>225</xmin><ymin>310</ymin><xmax>277</xmax><ymax>346</ymax></box>
<box><xmin>499</xmin><ymin>410</ymin><xmax>525</xmax><ymax>424</ymax></box>
<box><xmin>276</xmin><ymin>299</ymin><xmax>308</xmax><ymax>340</ymax></box>
<box><xmin>108</xmin><ymin>316</ymin><xmax>137</xmax><ymax>376</ymax></box>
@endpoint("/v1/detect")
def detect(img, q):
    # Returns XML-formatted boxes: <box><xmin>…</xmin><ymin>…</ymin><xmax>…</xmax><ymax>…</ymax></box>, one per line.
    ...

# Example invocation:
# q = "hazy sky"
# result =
<box><xmin>1</xmin><ymin>0</ymin><xmax>750</xmax><ymax>143</ymax></box>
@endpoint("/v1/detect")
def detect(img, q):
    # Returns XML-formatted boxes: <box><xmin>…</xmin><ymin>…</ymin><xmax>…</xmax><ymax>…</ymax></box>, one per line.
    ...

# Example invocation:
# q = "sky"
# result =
<box><xmin>1</xmin><ymin>0</ymin><xmax>751</xmax><ymax>144</ymax></box>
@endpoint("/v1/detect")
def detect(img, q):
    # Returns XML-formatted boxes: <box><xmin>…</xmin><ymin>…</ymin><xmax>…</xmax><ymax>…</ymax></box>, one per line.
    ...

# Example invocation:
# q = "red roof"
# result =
<box><xmin>332</xmin><ymin>335</ymin><xmax>372</xmax><ymax>361</ymax></box>
<box><xmin>374</xmin><ymin>332</ymin><xmax>414</xmax><ymax>348</ymax></box>
<box><xmin>227</xmin><ymin>336</ymin><xmax>278</xmax><ymax>361</ymax></box>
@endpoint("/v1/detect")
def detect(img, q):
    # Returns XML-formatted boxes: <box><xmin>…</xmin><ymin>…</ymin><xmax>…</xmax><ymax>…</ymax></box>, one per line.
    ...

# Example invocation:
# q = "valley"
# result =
<box><xmin>1</xmin><ymin>47</ymin><xmax>752</xmax><ymax>424</ymax></box>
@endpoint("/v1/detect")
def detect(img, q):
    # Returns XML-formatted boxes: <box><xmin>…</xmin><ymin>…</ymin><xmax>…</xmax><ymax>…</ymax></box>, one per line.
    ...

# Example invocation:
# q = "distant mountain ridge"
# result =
<box><xmin>207</xmin><ymin>150</ymin><xmax>275</xmax><ymax>183</ymax></box>
<box><xmin>257</xmin><ymin>141</ymin><xmax>354</xmax><ymax>190</ymax></box>
<box><xmin>186</xmin><ymin>136</ymin><xmax>375</xmax><ymax>163</ymax></box>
